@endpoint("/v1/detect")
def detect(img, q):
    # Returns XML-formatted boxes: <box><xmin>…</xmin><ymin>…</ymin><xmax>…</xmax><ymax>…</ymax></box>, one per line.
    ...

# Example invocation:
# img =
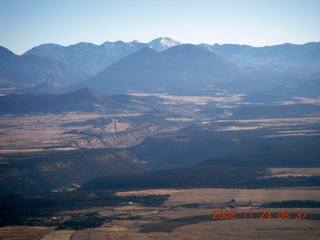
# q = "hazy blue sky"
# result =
<box><xmin>1</xmin><ymin>0</ymin><xmax>320</xmax><ymax>54</ymax></box>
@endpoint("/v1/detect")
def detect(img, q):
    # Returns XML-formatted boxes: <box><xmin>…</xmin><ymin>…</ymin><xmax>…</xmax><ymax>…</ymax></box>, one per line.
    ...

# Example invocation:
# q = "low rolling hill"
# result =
<box><xmin>0</xmin><ymin>148</ymin><xmax>145</xmax><ymax>195</ymax></box>
<box><xmin>0</xmin><ymin>88</ymin><xmax>127</xmax><ymax>114</ymax></box>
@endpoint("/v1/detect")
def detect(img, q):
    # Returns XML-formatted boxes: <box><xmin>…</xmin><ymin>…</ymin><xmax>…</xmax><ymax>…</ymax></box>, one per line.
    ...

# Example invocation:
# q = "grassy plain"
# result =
<box><xmin>0</xmin><ymin>112</ymin><xmax>99</xmax><ymax>152</ymax></box>
<box><xmin>0</xmin><ymin>111</ymin><xmax>186</xmax><ymax>152</ymax></box>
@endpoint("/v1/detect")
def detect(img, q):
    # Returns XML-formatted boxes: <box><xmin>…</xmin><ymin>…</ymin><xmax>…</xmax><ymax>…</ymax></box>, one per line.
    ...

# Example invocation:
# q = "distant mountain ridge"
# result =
<box><xmin>1</xmin><ymin>38</ymin><xmax>319</xmax><ymax>95</ymax></box>
<box><xmin>0</xmin><ymin>50</ymin><xmax>90</xmax><ymax>91</ymax></box>
<box><xmin>0</xmin><ymin>46</ymin><xmax>16</xmax><ymax>65</ymax></box>
<box><xmin>23</xmin><ymin>38</ymin><xmax>320</xmax><ymax>76</ymax></box>
<box><xmin>201</xmin><ymin>42</ymin><xmax>320</xmax><ymax>72</ymax></box>
<box><xmin>24</xmin><ymin>37</ymin><xmax>182</xmax><ymax>75</ymax></box>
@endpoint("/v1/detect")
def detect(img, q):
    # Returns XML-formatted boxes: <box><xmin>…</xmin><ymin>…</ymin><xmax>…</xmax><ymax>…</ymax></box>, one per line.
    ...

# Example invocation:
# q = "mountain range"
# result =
<box><xmin>0</xmin><ymin>46</ymin><xmax>90</xmax><ymax>90</ymax></box>
<box><xmin>68</xmin><ymin>44</ymin><xmax>247</xmax><ymax>95</ymax></box>
<box><xmin>24</xmin><ymin>37</ymin><xmax>182</xmax><ymax>76</ymax></box>
<box><xmin>202</xmin><ymin>42</ymin><xmax>320</xmax><ymax>68</ymax></box>
<box><xmin>0</xmin><ymin>37</ymin><xmax>319</xmax><ymax>95</ymax></box>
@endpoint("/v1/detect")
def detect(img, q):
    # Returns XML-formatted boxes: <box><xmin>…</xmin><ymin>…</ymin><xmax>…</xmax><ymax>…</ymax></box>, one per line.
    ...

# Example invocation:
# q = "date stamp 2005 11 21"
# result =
<box><xmin>212</xmin><ymin>210</ymin><xmax>307</xmax><ymax>220</ymax></box>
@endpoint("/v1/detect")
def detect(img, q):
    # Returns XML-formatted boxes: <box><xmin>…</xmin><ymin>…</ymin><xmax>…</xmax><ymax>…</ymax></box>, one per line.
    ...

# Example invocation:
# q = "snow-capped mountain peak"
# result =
<box><xmin>148</xmin><ymin>37</ymin><xmax>182</xmax><ymax>52</ymax></box>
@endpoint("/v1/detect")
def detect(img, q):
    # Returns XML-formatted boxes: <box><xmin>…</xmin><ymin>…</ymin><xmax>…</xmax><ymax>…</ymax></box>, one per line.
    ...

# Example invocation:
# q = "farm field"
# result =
<box><xmin>30</xmin><ymin>208</ymin><xmax>320</xmax><ymax>240</ymax></box>
<box><xmin>117</xmin><ymin>187</ymin><xmax>320</xmax><ymax>205</ymax></box>
<box><xmin>0</xmin><ymin>226</ymin><xmax>52</xmax><ymax>240</ymax></box>
<box><xmin>3</xmin><ymin>187</ymin><xmax>319</xmax><ymax>240</ymax></box>
<box><xmin>41</xmin><ymin>230</ymin><xmax>75</xmax><ymax>240</ymax></box>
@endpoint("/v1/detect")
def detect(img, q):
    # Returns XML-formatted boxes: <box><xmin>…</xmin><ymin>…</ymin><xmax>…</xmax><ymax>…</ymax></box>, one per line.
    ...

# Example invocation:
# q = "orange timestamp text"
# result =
<box><xmin>212</xmin><ymin>209</ymin><xmax>307</xmax><ymax>220</ymax></box>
